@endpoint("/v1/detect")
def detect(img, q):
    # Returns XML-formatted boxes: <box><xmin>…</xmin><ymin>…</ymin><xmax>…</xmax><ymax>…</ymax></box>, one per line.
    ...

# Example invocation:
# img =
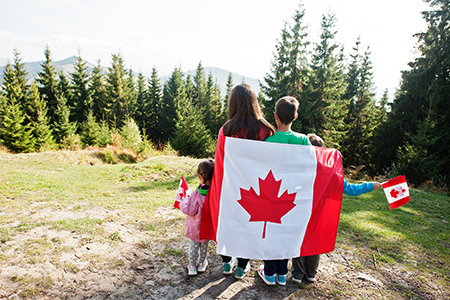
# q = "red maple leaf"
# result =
<box><xmin>390</xmin><ymin>188</ymin><xmax>399</xmax><ymax>198</ymax></box>
<box><xmin>237</xmin><ymin>170</ymin><xmax>296</xmax><ymax>239</ymax></box>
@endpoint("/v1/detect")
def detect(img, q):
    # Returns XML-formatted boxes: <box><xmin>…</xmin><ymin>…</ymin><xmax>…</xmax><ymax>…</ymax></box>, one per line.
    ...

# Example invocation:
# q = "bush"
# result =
<box><xmin>121</xmin><ymin>117</ymin><xmax>142</xmax><ymax>150</ymax></box>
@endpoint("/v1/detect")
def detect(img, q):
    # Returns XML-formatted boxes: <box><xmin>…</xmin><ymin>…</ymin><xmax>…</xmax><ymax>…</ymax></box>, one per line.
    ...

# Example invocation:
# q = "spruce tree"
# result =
<box><xmin>0</xmin><ymin>98</ymin><xmax>36</xmax><ymax>153</ymax></box>
<box><xmin>146</xmin><ymin>67</ymin><xmax>162</xmax><ymax>144</ymax></box>
<box><xmin>70</xmin><ymin>51</ymin><xmax>92</xmax><ymax>125</ymax></box>
<box><xmin>219</xmin><ymin>73</ymin><xmax>233</xmax><ymax>125</ymax></box>
<box><xmin>125</xmin><ymin>68</ymin><xmax>137</xmax><ymax>119</ymax></box>
<box><xmin>306</xmin><ymin>12</ymin><xmax>348</xmax><ymax>147</ymax></box>
<box><xmin>28</xmin><ymin>81</ymin><xmax>54</xmax><ymax>151</ymax></box>
<box><xmin>160</xmin><ymin>67</ymin><xmax>186</xmax><ymax>144</ymax></box>
<box><xmin>261</xmin><ymin>4</ymin><xmax>310</xmax><ymax>128</ymax></box>
<box><xmin>374</xmin><ymin>0</ymin><xmax>450</xmax><ymax>185</ymax></box>
<box><xmin>341</xmin><ymin>43</ymin><xmax>377</xmax><ymax>170</ymax></box>
<box><xmin>36</xmin><ymin>45</ymin><xmax>58</xmax><ymax>125</ymax></box>
<box><xmin>80</xmin><ymin>110</ymin><xmax>102</xmax><ymax>147</ymax></box>
<box><xmin>171</xmin><ymin>100</ymin><xmax>212</xmax><ymax>158</ymax></box>
<box><xmin>135</xmin><ymin>72</ymin><xmax>147</xmax><ymax>133</ymax></box>
<box><xmin>105</xmin><ymin>53</ymin><xmax>129</xmax><ymax>127</ymax></box>
<box><xmin>89</xmin><ymin>59</ymin><xmax>108</xmax><ymax>121</ymax></box>
<box><xmin>53</xmin><ymin>94</ymin><xmax>77</xmax><ymax>144</ymax></box>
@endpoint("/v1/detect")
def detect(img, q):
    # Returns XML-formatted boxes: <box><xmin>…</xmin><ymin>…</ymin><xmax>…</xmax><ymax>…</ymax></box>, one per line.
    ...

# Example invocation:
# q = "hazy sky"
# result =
<box><xmin>0</xmin><ymin>0</ymin><xmax>431</xmax><ymax>99</ymax></box>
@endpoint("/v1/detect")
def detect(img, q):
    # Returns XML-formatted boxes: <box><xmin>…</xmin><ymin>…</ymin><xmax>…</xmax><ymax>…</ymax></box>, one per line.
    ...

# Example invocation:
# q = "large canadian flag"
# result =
<box><xmin>200</xmin><ymin>135</ymin><xmax>344</xmax><ymax>260</ymax></box>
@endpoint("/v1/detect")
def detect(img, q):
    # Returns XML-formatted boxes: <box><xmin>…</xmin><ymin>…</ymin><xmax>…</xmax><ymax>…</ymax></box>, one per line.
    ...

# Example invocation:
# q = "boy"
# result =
<box><xmin>291</xmin><ymin>133</ymin><xmax>381</xmax><ymax>284</ymax></box>
<box><xmin>257</xmin><ymin>96</ymin><xmax>311</xmax><ymax>286</ymax></box>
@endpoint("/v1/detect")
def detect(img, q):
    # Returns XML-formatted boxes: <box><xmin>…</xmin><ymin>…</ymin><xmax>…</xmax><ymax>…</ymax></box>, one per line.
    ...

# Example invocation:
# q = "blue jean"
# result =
<box><xmin>264</xmin><ymin>259</ymin><xmax>288</xmax><ymax>276</ymax></box>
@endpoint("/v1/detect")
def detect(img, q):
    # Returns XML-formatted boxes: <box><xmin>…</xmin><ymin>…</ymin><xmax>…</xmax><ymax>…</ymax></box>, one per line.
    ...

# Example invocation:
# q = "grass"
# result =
<box><xmin>0</xmin><ymin>150</ymin><xmax>449</xmax><ymax>298</ymax></box>
<box><xmin>338</xmin><ymin>180</ymin><xmax>450</xmax><ymax>296</ymax></box>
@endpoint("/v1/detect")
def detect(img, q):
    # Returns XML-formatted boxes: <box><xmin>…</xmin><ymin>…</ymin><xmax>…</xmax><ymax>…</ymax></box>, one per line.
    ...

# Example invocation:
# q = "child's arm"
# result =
<box><xmin>343</xmin><ymin>180</ymin><xmax>381</xmax><ymax>196</ymax></box>
<box><xmin>179</xmin><ymin>191</ymin><xmax>200</xmax><ymax>216</ymax></box>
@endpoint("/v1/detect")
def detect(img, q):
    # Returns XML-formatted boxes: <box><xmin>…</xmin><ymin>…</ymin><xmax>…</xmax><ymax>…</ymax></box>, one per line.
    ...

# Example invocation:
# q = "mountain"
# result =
<box><xmin>0</xmin><ymin>57</ymin><xmax>261</xmax><ymax>96</ymax></box>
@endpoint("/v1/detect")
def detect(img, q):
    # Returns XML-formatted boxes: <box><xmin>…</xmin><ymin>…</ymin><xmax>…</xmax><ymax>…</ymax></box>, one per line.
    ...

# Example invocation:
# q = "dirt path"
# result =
<box><xmin>0</xmin><ymin>206</ymin><xmax>442</xmax><ymax>299</ymax></box>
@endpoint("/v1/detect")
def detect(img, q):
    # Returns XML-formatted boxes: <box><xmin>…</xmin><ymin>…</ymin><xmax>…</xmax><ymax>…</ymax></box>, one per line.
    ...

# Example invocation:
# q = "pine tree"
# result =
<box><xmin>306</xmin><ymin>12</ymin><xmax>348</xmax><ymax>147</ymax></box>
<box><xmin>70</xmin><ymin>51</ymin><xmax>92</xmax><ymax>125</ymax></box>
<box><xmin>89</xmin><ymin>59</ymin><xmax>108</xmax><ymax>121</ymax></box>
<box><xmin>160</xmin><ymin>67</ymin><xmax>186</xmax><ymax>144</ymax></box>
<box><xmin>53</xmin><ymin>94</ymin><xmax>77</xmax><ymax>144</ymax></box>
<box><xmin>374</xmin><ymin>0</ymin><xmax>450</xmax><ymax>185</ymax></box>
<box><xmin>125</xmin><ymin>68</ymin><xmax>137</xmax><ymax>119</ymax></box>
<box><xmin>171</xmin><ymin>99</ymin><xmax>212</xmax><ymax>158</ymax></box>
<box><xmin>146</xmin><ymin>67</ymin><xmax>162</xmax><ymax>144</ymax></box>
<box><xmin>105</xmin><ymin>53</ymin><xmax>129</xmax><ymax>127</ymax></box>
<box><xmin>0</xmin><ymin>98</ymin><xmax>36</xmax><ymax>153</ymax></box>
<box><xmin>219</xmin><ymin>73</ymin><xmax>233</xmax><ymax>125</ymax></box>
<box><xmin>135</xmin><ymin>72</ymin><xmax>147</xmax><ymax>133</ymax></box>
<box><xmin>80</xmin><ymin>110</ymin><xmax>102</xmax><ymax>147</ymax></box>
<box><xmin>57</xmin><ymin>71</ymin><xmax>71</xmax><ymax>101</ymax></box>
<box><xmin>28</xmin><ymin>81</ymin><xmax>54</xmax><ymax>151</ymax></box>
<box><xmin>261</xmin><ymin>4</ymin><xmax>310</xmax><ymax>127</ymax></box>
<box><xmin>341</xmin><ymin>43</ymin><xmax>377</xmax><ymax>170</ymax></box>
<box><xmin>36</xmin><ymin>45</ymin><xmax>58</xmax><ymax>125</ymax></box>
<box><xmin>0</xmin><ymin>49</ymin><xmax>35</xmax><ymax>152</ymax></box>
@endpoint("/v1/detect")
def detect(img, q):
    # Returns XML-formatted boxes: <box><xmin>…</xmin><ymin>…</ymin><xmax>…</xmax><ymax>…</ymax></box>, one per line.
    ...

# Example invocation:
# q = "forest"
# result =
<box><xmin>0</xmin><ymin>0</ymin><xmax>448</xmax><ymax>189</ymax></box>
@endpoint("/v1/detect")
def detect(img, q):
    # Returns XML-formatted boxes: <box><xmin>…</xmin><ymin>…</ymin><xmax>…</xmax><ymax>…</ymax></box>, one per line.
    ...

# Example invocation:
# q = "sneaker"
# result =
<box><xmin>292</xmin><ymin>276</ymin><xmax>303</xmax><ymax>284</ymax></box>
<box><xmin>234</xmin><ymin>262</ymin><xmax>251</xmax><ymax>280</ymax></box>
<box><xmin>306</xmin><ymin>276</ymin><xmax>316</xmax><ymax>282</ymax></box>
<box><xmin>276</xmin><ymin>274</ymin><xmax>287</xmax><ymax>286</ymax></box>
<box><xmin>222</xmin><ymin>257</ymin><xmax>237</xmax><ymax>275</ymax></box>
<box><xmin>257</xmin><ymin>265</ymin><xmax>275</xmax><ymax>285</ymax></box>
<box><xmin>188</xmin><ymin>265</ymin><xmax>197</xmax><ymax>276</ymax></box>
<box><xmin>197</xmin><ymin>260</ymin><xmax>208</xmax><ymax>272</ymax></box>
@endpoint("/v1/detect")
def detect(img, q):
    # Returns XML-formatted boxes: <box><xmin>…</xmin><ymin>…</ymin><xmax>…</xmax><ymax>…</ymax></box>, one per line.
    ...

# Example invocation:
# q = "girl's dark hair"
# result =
<box><xmin>197</xmin><ymin>159</ymin><xmax>215</xmax><ymax>182</ymax></box>
<box><xmin>222</xmin><ymin>84</ymin><xmax>275</xmax><ymax>140</ymax></box>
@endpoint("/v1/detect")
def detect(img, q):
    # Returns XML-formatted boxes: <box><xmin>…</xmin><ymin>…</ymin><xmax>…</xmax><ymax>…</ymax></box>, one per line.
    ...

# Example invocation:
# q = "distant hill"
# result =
<box><xmin>0</xmin><ymin>57</ymin><xmax>261</xmax><ymax>96</ymax></box>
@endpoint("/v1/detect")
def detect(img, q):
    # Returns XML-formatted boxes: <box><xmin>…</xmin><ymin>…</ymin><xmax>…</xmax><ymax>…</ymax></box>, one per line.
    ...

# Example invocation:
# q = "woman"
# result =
<box><xmin>206</xmin><ymin>83</ymin><xmax>275</xmax><ymax>279</ymax></box>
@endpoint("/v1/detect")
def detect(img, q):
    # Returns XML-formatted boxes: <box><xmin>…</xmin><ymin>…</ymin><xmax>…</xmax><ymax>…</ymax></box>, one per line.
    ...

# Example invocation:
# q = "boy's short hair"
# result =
<box><xmin>275</xmin><ymin>96</ymin><xmax>299</xmax><ymax>125</ymax></box>
<box><xmin>307</xmin><ymin>133</ymin><xmax>325</xmax><ymax>147</ymax></box>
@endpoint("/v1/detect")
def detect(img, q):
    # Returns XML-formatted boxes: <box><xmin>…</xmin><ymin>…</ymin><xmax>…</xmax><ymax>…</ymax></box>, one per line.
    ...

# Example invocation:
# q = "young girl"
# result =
<box><xmin>179</xmin><ymin>159</ymin><xmax>215</xmax><ymax>276</ymax></box>
<box><xmin>207</xmin><ymin>84</ymin><xmax>276</xmax><ymax>279</ymax></box>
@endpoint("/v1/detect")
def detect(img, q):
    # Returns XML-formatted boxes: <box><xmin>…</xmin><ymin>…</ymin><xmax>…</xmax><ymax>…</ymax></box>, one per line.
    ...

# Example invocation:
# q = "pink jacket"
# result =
<box><xmin>179</xmin><ymin>188</ymin><xmax>209</xmax><ymax>243</ymax></box>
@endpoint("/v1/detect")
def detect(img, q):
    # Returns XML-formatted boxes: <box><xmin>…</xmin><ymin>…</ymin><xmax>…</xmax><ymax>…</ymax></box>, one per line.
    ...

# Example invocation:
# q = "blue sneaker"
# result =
<box><xmin>234</xmin><ymin>262</ymin><xmax>251</xmax><ymax>279</ymax></box>
<box><xmin>222</xmin><ymin>257</ymin><xmax>237</xmax><ymax>275</ymax></box>
<box><xmin>257</xmin><ymin>264</ymin><xmax>275</xmax><ymax>285</ymax></box>
<box><xmin>276</xmin><ymin>273</ymin><xmax>287</xmax><ymax>286</ymax></box>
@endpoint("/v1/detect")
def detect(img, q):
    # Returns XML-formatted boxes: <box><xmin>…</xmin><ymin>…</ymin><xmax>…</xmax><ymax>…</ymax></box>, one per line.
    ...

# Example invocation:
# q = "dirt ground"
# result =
<box><xmin>0</xmin><ymin>205</ymin><xmax>444</xmax><ymax>300</ymax></box>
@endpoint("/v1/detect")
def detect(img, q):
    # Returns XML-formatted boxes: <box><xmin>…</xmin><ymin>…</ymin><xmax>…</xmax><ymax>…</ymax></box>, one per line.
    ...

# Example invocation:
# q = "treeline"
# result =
<box><xmin>1</xmin><ymin>1</ymin><xmax>448</xmax><ymax>188</ymax></box>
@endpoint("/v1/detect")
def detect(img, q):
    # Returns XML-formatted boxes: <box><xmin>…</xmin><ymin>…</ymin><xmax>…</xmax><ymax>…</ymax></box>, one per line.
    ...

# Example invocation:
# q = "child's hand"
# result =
<box><xmin>372</xmin><ymin>182</ymin><xmax>382</xmax><ymax>190</ymax></box>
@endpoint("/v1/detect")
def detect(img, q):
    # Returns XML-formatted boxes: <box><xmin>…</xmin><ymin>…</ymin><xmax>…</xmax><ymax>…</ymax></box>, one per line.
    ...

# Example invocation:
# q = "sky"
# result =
<box><xmin>0</xmin><ymin>0</ymin><xmax>431</xmax><ymax>100</ymax></box>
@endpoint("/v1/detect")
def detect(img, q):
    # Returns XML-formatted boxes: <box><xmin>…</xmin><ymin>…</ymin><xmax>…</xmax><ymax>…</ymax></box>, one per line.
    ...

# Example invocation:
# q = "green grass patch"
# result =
<box><xmin>52</xmin><ymin>218</ymin><xmax>103</xmax><ymax>235</ymax></box>
<box><xmin>339</xmin><ymin>181</ymin><xmax>450</xmax><ymax>282</ymax></box>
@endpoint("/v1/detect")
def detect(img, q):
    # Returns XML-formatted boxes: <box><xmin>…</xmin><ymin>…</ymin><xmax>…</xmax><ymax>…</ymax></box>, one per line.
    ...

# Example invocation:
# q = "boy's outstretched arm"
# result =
<box><xmin>343</xmin><ymin>180</ymin><xmax>381</xmax><ymax>196</ymax></box>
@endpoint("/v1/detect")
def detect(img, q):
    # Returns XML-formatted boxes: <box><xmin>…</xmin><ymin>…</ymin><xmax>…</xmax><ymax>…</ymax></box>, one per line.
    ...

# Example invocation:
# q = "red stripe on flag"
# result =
<box><xmin>389</xmin><ymin>196</ymin><xmax>410</xmax><ymax>209</ymax></box>
<box><xmin>300</xmin><ymin>147</ymin><xmax>344</xmax><ymax>256</ymax></box>
<box><xmin>382</xmin><ymin>175</ymin><xmax>406</xmax><ymax>189</ymax></box>
<box><xmin>199</xmin><ymin>131</ymin><xmax>226</xmax><ymax>241</ymax></box>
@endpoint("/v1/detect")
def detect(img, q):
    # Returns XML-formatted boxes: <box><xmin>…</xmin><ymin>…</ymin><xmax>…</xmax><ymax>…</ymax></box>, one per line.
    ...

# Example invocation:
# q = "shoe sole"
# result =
<box><xmin>257</xmin><ymin>265</ymin><xmax>275</xmax><ymax>285</ymax></box>
<box><xmin>292</xmin><ymin>277</ymin><xmax>303</xmax><ymax>284</ymax></box>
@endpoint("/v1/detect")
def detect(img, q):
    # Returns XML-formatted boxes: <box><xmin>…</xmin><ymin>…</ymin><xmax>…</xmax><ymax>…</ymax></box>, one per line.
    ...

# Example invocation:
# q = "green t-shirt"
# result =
<box><xmin>264</xmin><ymin>131</ymin><xmax>311</xmax><ymax>146</ymax></box>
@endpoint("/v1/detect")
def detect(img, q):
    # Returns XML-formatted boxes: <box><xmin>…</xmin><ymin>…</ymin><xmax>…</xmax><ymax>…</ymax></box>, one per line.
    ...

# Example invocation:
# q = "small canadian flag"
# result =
<box><xmin>174</xmin><ymin>174</ymin><xmax>191</xmax><ymax>209</ymax></box>
<box><xmin>382</xmin><ymin>175</ymin><xmax>410</xmax><ymax>210</ymax></box>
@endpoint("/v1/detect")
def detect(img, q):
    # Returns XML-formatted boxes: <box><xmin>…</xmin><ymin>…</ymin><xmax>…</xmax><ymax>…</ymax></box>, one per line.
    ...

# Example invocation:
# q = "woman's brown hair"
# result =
<box><xmin>222</xmin><ymin>84</ymin><xmax>275</xmax><ymax>140</ymax></box>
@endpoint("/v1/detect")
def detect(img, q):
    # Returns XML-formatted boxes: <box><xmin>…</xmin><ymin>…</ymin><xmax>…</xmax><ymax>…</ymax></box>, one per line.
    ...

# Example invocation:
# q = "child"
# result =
<box><xmin>291</xmin><ymin>133</ymin><xmax>381</xmax><ymax>284</ymax></box>
<box><xmin>258</xmin><ymin>96</ymin><xmax>311</xmax><ymax>286</ymax></box>
<box><xmin>179</xmin><ymin>159</ymin><xmax>215</xmax><ymax>276</ymax></box>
